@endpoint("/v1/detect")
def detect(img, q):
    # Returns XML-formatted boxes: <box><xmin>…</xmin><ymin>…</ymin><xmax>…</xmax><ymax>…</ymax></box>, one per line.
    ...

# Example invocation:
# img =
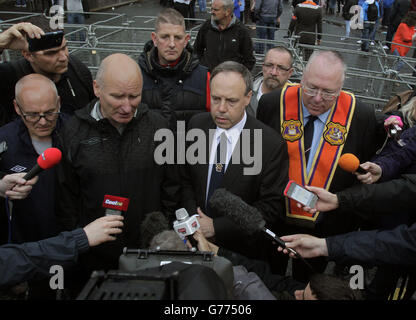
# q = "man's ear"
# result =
<box><xmin>21</xmin><ymin>50</ymin><xmax>35</xmax><ymax>63</ymax></box>
<box><xmin>151</xmin><ymin>32</ymin><xmax>157</xmax><ymax>47</ymax></box>
<box><xmin>244</xmin><ymin>90</ymin><xmax>253</xmax><ymax>107</ymax></box>
<box><xmin>185</xmin><ymin>33</ymin><xmax>191</xmax><ymax>46</ymax></box>
<box><xmin>93</xmin><ymin>80</ymin><xmax>100</xmax><ymax>98</ymax></box>
<box><xmin>57</xmin><ymin>96</ymin><xmax>61</xmax><ymax>112</ymax></box>
<box><xmin>288</xmin><ymin>67</ymin><xmax>294</xmax><ymax>79</ymax></box>
<box><xmin>13</xmin><ymin>99</ymin><xmax>21</xmax><ymax>116</ymax></box>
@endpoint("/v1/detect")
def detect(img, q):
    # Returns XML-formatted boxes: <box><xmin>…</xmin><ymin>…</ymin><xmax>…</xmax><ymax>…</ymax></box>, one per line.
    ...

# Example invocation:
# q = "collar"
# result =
<box><xmin>302</xmin><ymin>0</ymin><xmax>318</xmax><ymax>5</ymax></box>
<box><xmin>301</xmin><ymin>101</ymin><xmax>332</xmax><ymax>123</ymax></box>
<box><xmin>211</xmin><ymin>15</ymin><xmax>236</xmax><ymax>31</ymax></box>
<box><xmin>214</xmin><ymin>111</ymin><xmax>247</xmax><ymax>144</ymax></box>
<box><xmin>253</xmin><ymin>76</ymin><xmax>263</xmax><ymax>93</ymax></box>
<box><xmin>159</xmin><ymin>56</ymin><xmax>181</xmax><ymax>68</ymax></box>
<box><xmin>91</xmin><ymin>100</ymin><xmax>104</xmax><ymax>121</ymax></box>
<box><xmin>90</xmin><ymin>100</ymin><xmax>138</xmax><ymax>123</ymax></box>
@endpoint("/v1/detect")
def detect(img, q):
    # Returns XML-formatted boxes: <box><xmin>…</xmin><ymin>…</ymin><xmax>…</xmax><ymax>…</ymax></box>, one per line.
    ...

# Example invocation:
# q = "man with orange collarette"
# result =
<box><xmin>257</xmin><ymin>50</ymin><xmax>384</xmax><ymax>282</ymax></box>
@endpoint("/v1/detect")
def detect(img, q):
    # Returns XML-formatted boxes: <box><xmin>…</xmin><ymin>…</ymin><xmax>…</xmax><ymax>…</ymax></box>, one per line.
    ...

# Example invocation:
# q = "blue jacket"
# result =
<box><xmin>383</xmin><ymin>0</ymin><xmax>395</xmax><ymax>8</ymax></box>
<box><xmin>234</xmin><ymin>0</ymin><xmax>241</xmax><ymax>18</ymax></box>
<box><xmin>360</xmin><ymin>0</ymin><xmax>380</xmax><ymax>21</ymax></box>
<box><xmin>372</xmin><ymin>126</ymin><xmax>416</xmax><ymax>182</ymax></box>
<box><xmin>0</xmin><ymin>115</ymin><xmax>67</xmax><ymax>244</ymax></box>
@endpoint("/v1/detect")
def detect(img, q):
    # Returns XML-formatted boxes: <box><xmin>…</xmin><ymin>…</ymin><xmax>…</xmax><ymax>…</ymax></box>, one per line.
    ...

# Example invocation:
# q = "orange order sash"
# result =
<box><xmin>280</xmin><ymin>84</ymin><xmax>356</xmax><ymax>222</ymax></box>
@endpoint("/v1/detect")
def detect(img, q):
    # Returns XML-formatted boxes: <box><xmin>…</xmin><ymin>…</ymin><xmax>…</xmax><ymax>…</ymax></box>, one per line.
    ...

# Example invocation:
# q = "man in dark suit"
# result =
<box><xmin>181</xmin><ymin>61</ymin><xmax>289</xmax><ymax>264</ymax></box>
<box><xmin>257</xmin><ymin>50</ymin><xmax>384</xmax><ymax>281</ymax></box>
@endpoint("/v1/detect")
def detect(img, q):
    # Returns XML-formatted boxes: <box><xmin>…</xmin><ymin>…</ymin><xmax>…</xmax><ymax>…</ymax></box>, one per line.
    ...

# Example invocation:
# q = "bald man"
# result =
<box><xmin>0</xmin><ymin>73</ymin><xmax>64</xmax><ymax>245</ymax></box>
<box><xmin>257</xmin><ymin>50</ymin><xmax>384</xmax><ymax>281</ymax></box>
<box><xmin>56</xmin><ymin>54</ymin><xmax>180</xmax><ymax>274</ymax></box>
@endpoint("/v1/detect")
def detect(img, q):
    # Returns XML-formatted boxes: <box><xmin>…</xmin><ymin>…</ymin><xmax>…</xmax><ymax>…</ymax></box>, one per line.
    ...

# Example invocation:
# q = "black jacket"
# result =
<box><xmin>342</xmin><ymin>0</ymin><xmax>359</xmax><ymax>20</ymax></box>
<box><xmin>194</xmin><ymin>17</ymin><xmax>256</xmax><ymax>71</ymax></box>
<box><xmin>390</xmin><ymin>0</ymin><xmax>411</xmax><ymax>27</ymax></box>
<box><xmin>0</xmin><ymin>228</ymin><xmax>89</xmax><ymax>289</ymax></box>
<box><xmin>288</xmin><ymin>1</ymin><xmax>323</xmax><ymax>44</ymax></box>
<box><xmin>56</xmin><ymin>101</ymin><xmax>181</xmax><ymax>270</ymax></box>
<box><xmin>337</xmin><ymin>174</ymin><xmax>416</xmax><ymax>224</ymax></box>
<box><xmin>0</xmin><ymin>56</ymin><xmax>94</xmax><ymax>126</ymax></box>
<box><xmin>138</xmin><ymin>40</ymin><xmax>209</xmax><ymax>129</ymax></box>
<box><xmin>327</xmin><ymin>222</ymin><xmax>416</xmax><ymax>267</ymax></box>
<box><xmin>328</xmin><ymin>174</ymin><xmax>416</xmax><ymax>268</ymax></box>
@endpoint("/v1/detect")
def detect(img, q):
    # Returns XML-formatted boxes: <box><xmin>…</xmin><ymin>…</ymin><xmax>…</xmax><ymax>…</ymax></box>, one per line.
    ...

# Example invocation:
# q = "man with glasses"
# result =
<box><xmin>257</xmin><ymin>50</ymin><xmax>383</xmax><ymax>281</ymax></box>
<box><xmin>0</xmin><ymin>73</ymin><xmax>64</xmax><ymax>245</ymax></box>
<box><xmin>247</xmin><ymin>46</ymin><xmax>294</xmax><ymax>116</ymax></box>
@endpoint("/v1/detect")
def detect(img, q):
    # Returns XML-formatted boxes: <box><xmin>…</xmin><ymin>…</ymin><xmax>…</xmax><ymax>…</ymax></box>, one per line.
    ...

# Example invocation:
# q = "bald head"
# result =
<box><xmin>301</xmin><ymin>51</ymin><xmax>347</xmax><ymax>116</ymax></box>
<box><xmin>303</xmin><ymin>51</ymin><xmax>346</xmax><ymax>86</ymax></box>
<box><xmin>93</xmin><ymin>54</ymin><xmax>144</xmax><ymax>127</ymax></box>
<box><xmin>14</xmin><ymin>74</ymin><xmax>60</xmax><ymax>141</ymax></box>
<box><xmin>96</xmin><ymin>54</ymin><xmax>143</xmax><ymax>89</ymax></box>
<box><xmin>15</xmin><ymin>73</ymin><xmax>58</xmax><ymax>106</ymax></box>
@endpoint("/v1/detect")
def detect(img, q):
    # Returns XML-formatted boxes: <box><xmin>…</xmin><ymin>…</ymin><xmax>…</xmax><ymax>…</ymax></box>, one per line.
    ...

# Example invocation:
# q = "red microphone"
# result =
<box><xmin>23</xmin><ymin>147</ymin><xmax>62</xmax><ymax>180</ymax></box>
<box><xmin>102</xmin><ymin>195</ymin><xmax>130</xmax><ymax>216</ymax></box>
<box><xmin>338</xmin><ymin>153</ymin><xmax>367</xmax><ymax>174</ymax></box>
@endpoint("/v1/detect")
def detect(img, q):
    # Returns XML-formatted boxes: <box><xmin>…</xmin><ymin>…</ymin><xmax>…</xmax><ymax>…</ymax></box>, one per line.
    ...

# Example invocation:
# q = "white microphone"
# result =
<box><xmin>173</xmin><ymin>208</ymin><xmax>200</xmax><ymax>251</ymax></box>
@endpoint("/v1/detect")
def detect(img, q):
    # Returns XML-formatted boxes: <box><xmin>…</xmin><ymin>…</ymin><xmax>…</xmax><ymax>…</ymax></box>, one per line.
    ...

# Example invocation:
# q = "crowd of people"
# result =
<box><xmin>0</xmin><ymin>0</ymin><xmax>416</xmax><ymax>301</ymax></box>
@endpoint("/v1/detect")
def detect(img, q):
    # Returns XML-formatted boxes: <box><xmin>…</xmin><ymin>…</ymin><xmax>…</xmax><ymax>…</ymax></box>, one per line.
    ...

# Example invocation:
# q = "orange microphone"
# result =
<box><xmin>338</xmin><ymin>153</ymin><xmax>367</xmax><ymax>174</ymax></box>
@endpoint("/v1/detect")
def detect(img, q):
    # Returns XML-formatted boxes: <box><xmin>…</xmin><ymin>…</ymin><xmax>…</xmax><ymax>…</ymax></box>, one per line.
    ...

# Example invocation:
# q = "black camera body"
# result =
<box><xmin>28</xmin><ymin>30</ymin><xmax>64</xmax><ymax>52</ymax></box>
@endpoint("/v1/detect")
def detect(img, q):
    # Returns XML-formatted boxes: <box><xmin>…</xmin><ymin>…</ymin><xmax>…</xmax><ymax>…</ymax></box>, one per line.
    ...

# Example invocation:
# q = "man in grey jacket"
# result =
<box><xmin>247</xmin><ymin>46</ymin><xmax>294</xmax><ymax>116</ymax></box>
<box><xmin>254</xmin><ymin>0</ymin><xmax>283</xmax><ymax>54</ymax></box>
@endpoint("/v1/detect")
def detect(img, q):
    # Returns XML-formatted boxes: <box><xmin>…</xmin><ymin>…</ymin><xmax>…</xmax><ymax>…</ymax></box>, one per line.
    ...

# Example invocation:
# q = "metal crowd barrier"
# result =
<box><xmin>289</xmin><ymin>31</ymin><xmax>416</xmax><ymax>110</ymax></box>
<box><xmin>2</xmin><ymin>11</ymin><xmax>415</xmax><ymax>109</ymax></box>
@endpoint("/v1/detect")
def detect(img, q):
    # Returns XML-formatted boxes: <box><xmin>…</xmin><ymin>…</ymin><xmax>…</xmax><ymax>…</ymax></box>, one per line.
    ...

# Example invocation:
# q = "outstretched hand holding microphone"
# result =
<box><xmin>1</xmin><ymin>148</ymin><xmax>62</xmax><ymax>200</ymax></box>
<box><xmin>0</xmin><ymin>173</ymin><xmax>38</xmax><ymax>200</ymax></box>
<box><xmin>338</xmin><ymin>153</ymin><xmax>382</xmax><ymax>184</ymax></box>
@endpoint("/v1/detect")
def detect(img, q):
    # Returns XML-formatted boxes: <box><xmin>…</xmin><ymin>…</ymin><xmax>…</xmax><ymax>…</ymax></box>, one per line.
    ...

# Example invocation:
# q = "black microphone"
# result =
<box><xmin>140</xmin><ymin>211</ymin><xmax>169</xmax><ymax>248</ymax></box>
<box><xmin>209</xmin><ymin>188</ymin><xmax>315</xmax><ymax>271</ymax></box>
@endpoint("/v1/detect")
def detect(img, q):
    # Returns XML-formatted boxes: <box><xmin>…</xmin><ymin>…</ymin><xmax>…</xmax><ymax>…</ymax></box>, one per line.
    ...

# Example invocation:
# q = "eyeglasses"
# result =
<box><xmin>301</xmin><ymin>84</ymin><xmax>340</xmax><ymax>101</ymax></box>
<box><xmin>211</xmin><ymin>6</ymin><xmax>224</xmax><ymax>12</ymax></box>
<box><xmin>263</xmin><ymin>63</ymin><xmax>292</xmax><ymax>73</ymax></box>
<box><xmin>17</xmin><ymin>104</ymin><xmax>60</xmax><ymax>123</ymax></box>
